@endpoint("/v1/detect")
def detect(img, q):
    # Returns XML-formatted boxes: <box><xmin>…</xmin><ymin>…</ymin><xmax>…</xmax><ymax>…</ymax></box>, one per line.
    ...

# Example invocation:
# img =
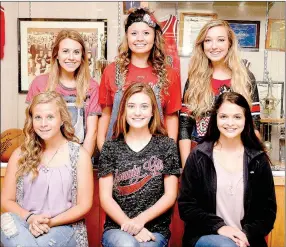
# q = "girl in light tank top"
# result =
<box><xmin>1</xmin><ymin>91</ymin><xmax>93</xmax><ymax>247</ymax></box>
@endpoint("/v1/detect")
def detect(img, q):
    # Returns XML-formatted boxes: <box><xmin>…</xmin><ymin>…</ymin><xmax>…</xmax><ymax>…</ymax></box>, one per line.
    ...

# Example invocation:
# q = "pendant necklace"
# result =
<box><xmin>42</xmin><ymin>141</ymin><xmax>67</xmax><ymax>172</ymax></box>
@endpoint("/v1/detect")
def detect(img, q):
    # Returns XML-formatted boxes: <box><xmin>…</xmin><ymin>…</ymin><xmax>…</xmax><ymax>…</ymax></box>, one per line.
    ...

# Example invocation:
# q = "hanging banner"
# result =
<box><xmin>0</xmin><ymin>6</ymin><xmax>5</xmax><ymax>60</ymax></box>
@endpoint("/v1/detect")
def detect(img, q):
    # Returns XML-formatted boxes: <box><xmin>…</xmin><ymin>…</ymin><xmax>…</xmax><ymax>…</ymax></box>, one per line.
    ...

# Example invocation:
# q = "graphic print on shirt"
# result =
<box><xmin>215</xmin><ymin>84</ymin><xmax>232</xmax><ymax>98</ymax></box>
<box><xmin>123</xmin><ymin>78</ymin><xmax>153</xmax><ymax>91</ymax></box>
<box><xmin>196</xmin><ymin>116</ymin><xmax>210</xmax><ymax>137</ymax></box>
<box><xmin>113</xmin><ymin>156</ymin><xmax>163</xmax><ymax>196</ymax></box>
<box><xmin>122</xmin><ymin>79</ymin><xmax>164</xmax><ymax>107</ymax></box>
<box><xmin>62</xmin><ymin>95</ymin><xmax>86</xmax><ymax>143</ymax></box>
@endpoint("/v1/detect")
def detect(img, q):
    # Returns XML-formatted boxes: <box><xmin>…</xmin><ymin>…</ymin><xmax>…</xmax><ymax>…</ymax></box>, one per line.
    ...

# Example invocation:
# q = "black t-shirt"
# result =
<box><xmin>98</xmin><ymin>135</ymin><xmax>180</xmax><ymax>238</ymax></box>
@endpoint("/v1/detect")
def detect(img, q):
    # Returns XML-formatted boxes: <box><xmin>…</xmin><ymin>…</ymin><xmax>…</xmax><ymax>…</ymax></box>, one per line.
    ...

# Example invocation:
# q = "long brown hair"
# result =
<box><xmin>113</xmin><ymin>82</ymin><xmax>167</xmax><ymax>138</ymax></box>
<box><xmin>203</xmin><ymin>92</ymin><xmax>265</xmax><ymax>152</ymax></box>
<box><xmin>116</xmin><ymin>8</ymin><xmax>169</xmax><ymax>90</ymax></box>
<box><xmin>184</xmin><ymin>19</ymin><xmax>252</xmax><ymax>117</ymax></box>
<box><xmin>17</xmin><ymin>91</ymin><xmax>78</xmax><ymax>179</ymax></box>
<box><xmin>47</xmin><ymin>29</ymin><xmax>90</xmax><ymax>107</ymax></box>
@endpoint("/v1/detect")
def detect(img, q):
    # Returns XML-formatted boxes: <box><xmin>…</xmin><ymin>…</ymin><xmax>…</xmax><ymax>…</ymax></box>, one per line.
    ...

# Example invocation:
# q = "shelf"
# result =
<box><xmin>260</xmin><ymin>118</ymin><xmax>285</xmax><ymax>124</ymax></box>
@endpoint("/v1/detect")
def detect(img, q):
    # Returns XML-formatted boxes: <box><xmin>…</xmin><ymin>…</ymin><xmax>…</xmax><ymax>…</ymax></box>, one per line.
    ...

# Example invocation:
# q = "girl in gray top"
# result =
<box><xmin>99</xmin><ymin>83</ymin><xmax>180</xmax><ymax>247</ymax></box>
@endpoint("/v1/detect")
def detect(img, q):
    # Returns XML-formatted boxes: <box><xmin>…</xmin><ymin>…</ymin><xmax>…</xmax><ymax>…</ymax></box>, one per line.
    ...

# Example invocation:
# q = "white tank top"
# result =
<box><xmin>214</xmin><ymin>158</ymin><xmax>244</xmax><ymax>230</ymax></box>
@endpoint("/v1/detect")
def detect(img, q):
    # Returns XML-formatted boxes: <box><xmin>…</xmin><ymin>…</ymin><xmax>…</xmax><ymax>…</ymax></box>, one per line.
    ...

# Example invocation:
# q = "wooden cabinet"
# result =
<box><xmin>1</xmin><ymin>167</ymin><xmax>6</xmax><ymax>213</ymax></box>
<box><xmin>268</xmin><ymin>176</ymin><xmax>285</xmax><ymax>247</ymax></box>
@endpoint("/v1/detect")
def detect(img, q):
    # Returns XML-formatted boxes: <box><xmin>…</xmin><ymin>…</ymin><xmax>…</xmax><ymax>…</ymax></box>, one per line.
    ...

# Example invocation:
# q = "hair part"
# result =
<box><xmin>184</xmin><ymin>19</ymin><xmax>252</xmax><ymax>117</ymax></box>
<box><xmin>203</xmin><ymin>92</ymin><xmax>265</xmax><ymax>152</ymax></box>
<box><xmin>17</xmin><ymin>91</ymin><xmax>78</xmax><ymax>180</ymax></box>
<box><xmin>113</xmin><ymin>82</ymin><xmax>167</xmax><ymax>138</ymax></box>
<box><xmin>46</xmin><ymin>29</ymin><xmax>90</xmax><ymax>107</ymax></box>
<box><xmin>116</xmin><ymin>8</ymin><xmax>169</xmax><ymax>91</ymax></box>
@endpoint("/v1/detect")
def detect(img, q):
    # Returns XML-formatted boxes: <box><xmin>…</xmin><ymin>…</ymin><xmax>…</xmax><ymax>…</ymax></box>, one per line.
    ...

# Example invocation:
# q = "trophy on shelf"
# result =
<box><xmin>95</xmin><ymin>34</ymin><xmax>109</xmax><ymax>79</ymax></box>
<box><xmin>264</xmin><ymin>140</ymin><xmax>273</xmax><ymax>154</ymax></box>
<box><xmin>260</xmin><ymin>71</ymin><xmax>281</xmax><ymax>154</ymax></box>
<box><xmin>260</xmin><ymin>71</ymin><xmax>280</xmax><ymax>118</ymax></box>
<box><xmin>279</xmin><ymin>127</ymin><xmax>285</xmax><ymax>165</ymax></box>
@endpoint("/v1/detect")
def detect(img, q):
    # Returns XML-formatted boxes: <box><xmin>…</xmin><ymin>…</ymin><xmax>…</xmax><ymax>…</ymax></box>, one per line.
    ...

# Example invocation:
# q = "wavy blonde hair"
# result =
<box><xmin>116</xmin><ymin>8</ymin><xmax>169</xmax><ymax>91</ymax></box>
<box><xmin>113</xmin><ymin>82</ymin><xmax>167</xmax><ymax>138</ymax></box>
<box><xmin>184</xmin><ymin>19</ymin><xmax>252</xmax><ymax>117</ymax></box>
<box><xmin>47</xmin><ymin>29</ymin><xmax>90</xmax><ymax>107</ymax></box>
<box><xmin>17</xmin><ymin>91</ymin><xmax>78</xmax><ymax>180</ymax></box>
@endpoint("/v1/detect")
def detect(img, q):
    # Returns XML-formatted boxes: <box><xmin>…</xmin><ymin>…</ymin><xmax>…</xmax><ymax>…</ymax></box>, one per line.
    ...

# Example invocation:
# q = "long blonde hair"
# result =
<box><xmin>47</xmin><ymin>29</ymin><xmax>90</xmax><ymax>107</ymax></box>
<box><xmin>184</xmin><ymin>19</ymin><xmax>252</xmax><ymax>117</ymax></box>
<box><xmin>17</xmin><ymin>92</ymin><xmax>78</xmax><ymax>180</ymax></box>
<box><xmin>116</xmin><ymin>8</ymin><xmax>169</xmax><ymax>91</ymax></box>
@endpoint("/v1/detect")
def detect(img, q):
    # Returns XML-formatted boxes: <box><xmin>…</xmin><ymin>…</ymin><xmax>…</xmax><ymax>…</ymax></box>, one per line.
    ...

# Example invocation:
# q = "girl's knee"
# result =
<box><xmin>216</xmin><ymin>236</ymin><xmax>237</xmax><ymax>247</ymax></box>
<box><xmin>103</xmin><ymin>229</ymin><xmax>140</xmax><ymax>247</ymax></box>
<box><xmin>36</xmin><ymin>225</ymin><xmax>76</xmax><ymax>247</ymax></box>
<box><xmin>195</xmin><ymin>235</ymin><xmax>237</xmax><ymax>247</ymax></box>
<box><xmin>149</xmin><ymin>233</ymin><xmax>168</xmax><ymax>247</ymax></box>
<box><xmin>1</xmin><ymin>213</ymin><xmax>18</xmax><ymax>238</ymax></box>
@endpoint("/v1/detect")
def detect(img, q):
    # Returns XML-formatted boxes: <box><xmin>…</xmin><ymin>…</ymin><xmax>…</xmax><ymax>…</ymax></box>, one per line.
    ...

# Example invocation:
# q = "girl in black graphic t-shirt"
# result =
<box><xmin>99</xmin><ymin>82</ymin><xmax>180</xmax><ymax>247</ymax></box>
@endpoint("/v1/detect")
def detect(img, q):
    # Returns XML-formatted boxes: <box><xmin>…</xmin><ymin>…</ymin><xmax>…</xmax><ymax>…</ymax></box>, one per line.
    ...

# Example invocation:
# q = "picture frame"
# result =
<box><xmin>18</xmin><ymin>18</ymin><xmax>107</xmax><ymax>93</ymax></box>
<box><xmin>227</xmin><ymin>20</ymin><xmax>260</xmax><ymax>51</ymax></box>
<box><xmin>265</xmin><ymin>19</ymin><xmax>285</xmax><ymax>51</ymax></box>
<box><xmin>178</xmin><ymin>12</ymin><xmax>217</xmax><ymax>57</ymax></box>
<box><xmin>123</xmin><ymin>2</ymin><xmax>149</xmax><ymax>15</ymax></box>
<box><xmin>257</xmin><ymin>81</ymin><xmax>284</xmax><ymax>118</ymax></box>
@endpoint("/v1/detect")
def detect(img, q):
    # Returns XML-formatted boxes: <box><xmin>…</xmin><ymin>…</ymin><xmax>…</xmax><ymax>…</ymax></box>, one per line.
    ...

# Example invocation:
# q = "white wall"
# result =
<box><xmin>1</xmin><ymin>1</ymin><xmax>285</xmax><ymax>132</ymax></box>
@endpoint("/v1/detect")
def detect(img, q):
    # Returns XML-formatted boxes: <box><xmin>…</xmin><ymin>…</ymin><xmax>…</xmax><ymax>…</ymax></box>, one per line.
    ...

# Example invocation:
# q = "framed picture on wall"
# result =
<box><xmin>227</xmin><ymin>20</ymin><xmax>260</xmax><ymax>51</ymax></box>
<box><xmin>17</xmin><ymin>18</ymin><xmax>107</xmax><ymax>93</ymax></box>
<box><xmin>178</xmin><ymin>12</ymin><xmax>217</xmax><ymax>57</ymax></box>
<box><xmin>257</xmin><ymin>81</ymin><xmax>284</xmax><ymax>118</ymax></box>
<box><xmin>266</xmin><ymin>19</ymin><xmax>285</xmax><ymax>51</ymax></box>
<box><xmin>123</xmin><ymin>2</ymin><xmax>149</xmax><ymax>15</ymax></box>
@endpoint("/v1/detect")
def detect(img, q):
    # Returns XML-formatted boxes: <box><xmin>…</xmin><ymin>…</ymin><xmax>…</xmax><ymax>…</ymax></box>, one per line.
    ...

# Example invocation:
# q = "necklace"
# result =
<box><xmin>227</xmin><ymin>175</ymin><xmax>243</xmax><ymax>196</ymax></box>
<box><xmin>214</xmin><ymin>142</ymin><xmax>244</xmax><ymax>158</ymax></box>
<box><xmin>43</xmin><ymin>141</ymin><xmax>67</xmax><ymax>167</ymax></box>
<box><xmin>213</xmin><ymin>144</ymin><xmax>244</xmax><ymax>173</ymax></box>
<box><xmin>228</xmin><ymin>181</ymin><xmax>234</xmax><ymax>196</ymax></box>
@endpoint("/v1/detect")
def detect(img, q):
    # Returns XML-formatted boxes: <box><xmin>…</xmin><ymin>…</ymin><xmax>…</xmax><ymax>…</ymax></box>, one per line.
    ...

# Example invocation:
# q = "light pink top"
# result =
<box><xmin>22</xmin><ymin>163</ymin><xmax>73</xmax><ymax>217</ymax></box>
<box><xmin>214</xmin><ymin>159</ymin><xmax>244</xmax><ymax>230</ymax></box>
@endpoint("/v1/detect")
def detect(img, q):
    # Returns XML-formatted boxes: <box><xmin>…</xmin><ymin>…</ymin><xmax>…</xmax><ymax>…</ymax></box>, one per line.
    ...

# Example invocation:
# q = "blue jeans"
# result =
<box><xmin>1</xmin><ymin>213</ymin><xmax>77</xmax><ymax>247</ymax></box>
<box><xmin>102</xmin><ymin>229</ymin><xmax>168</xmax><ymax>247</ymax></box>
<box><xmin>195</xmin><ymin>235</ymin><xmax>237</xmax><ymax>247</ymax></box>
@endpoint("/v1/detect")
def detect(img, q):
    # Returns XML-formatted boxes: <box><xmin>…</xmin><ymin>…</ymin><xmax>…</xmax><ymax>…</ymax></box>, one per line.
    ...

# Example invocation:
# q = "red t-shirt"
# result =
<box><xmin>99</xmin><ymin>62</ymin><xmax>181</xmax><ymax>115</ymax></box>
<box><xmin>26</xmin><ymin>74</ymin><xmax>101</xmax><ymax>116</ymax></box>
<box><xmin>180</xmin><ymin>78</ymin><xmax>260</xmax><ymax>140</ymax></box>
<box><xmin>212</xmin><ymin>78</ymin><xmax>231</xmax><ymax>94</ymax></box>
<box><xmin>182</xmin><ymin>78</ymin><xmax>259</xmax><ymax>115</ymax></box>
